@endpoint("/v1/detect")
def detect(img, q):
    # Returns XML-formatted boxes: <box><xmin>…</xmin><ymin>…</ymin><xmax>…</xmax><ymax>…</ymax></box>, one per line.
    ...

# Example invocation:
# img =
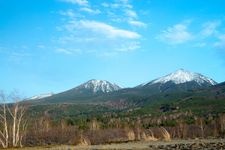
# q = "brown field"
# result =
<box><xmin>6</xmin><ymin>138</ymin><xmax>225</xmax><ymax>150</ymax></box>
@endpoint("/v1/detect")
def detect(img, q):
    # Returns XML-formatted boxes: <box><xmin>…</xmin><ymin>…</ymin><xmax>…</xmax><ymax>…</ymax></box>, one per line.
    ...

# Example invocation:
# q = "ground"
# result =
<box><xmin>6</xmin><ymin>138</ymin><xmax>225</xmax><ymax>150</ymax></box>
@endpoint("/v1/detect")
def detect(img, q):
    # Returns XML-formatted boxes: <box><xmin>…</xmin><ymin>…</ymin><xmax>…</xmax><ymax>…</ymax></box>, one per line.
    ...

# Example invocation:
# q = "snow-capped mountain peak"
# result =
<box><xmin>77</xmin><ymin>79</ymin><xmax>121</xmax><ymax>93</ymax></box>
<box><xmin>150</xmin><ymin>69</ymin><xmax>217</xmax><ymax>85</ymax></box>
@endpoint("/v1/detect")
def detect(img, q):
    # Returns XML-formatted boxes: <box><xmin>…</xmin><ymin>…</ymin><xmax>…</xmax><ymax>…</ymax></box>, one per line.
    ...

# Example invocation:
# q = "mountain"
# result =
<box><xmin>26</xmin><ymin>71</ymin><xmax>224</xmax><ymax>123</ymax></box>
<box><xmin>137</xmin><ymin>69</ymin><xmax>217</xmax><ymax>93</ymax></box>
<box><xmin>31</xmin><ymin>69</ymin><xmax>217</xmax><ymax>104</ymax></box>
<box><xmin>37</xmin><ymin>79</ymin><xmax>121</xmax><ymax>103</ymax></box>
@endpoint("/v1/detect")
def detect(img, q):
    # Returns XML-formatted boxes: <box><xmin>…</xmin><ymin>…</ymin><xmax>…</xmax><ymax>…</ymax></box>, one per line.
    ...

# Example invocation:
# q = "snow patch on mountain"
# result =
<box><xmin>77</xmin><ymin>79</ymin><xmax>121</xmax><ymax>93</ymax></box>
<box><xmin>143</xmin><ymin>69</ymin><xmax>217</xmax><ymax>86</ymax></box>
<box><xmin>29</xmin><ymin>93</ymin><xmax>54</xmax><ymax>100</ymax></box>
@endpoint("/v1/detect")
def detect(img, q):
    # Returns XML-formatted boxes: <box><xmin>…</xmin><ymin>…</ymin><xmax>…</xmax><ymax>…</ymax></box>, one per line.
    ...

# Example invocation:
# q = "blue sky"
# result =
<box><xmin>1</xmin><ymin>0</ymin><xmax>225</xmax><ymax>97</ymax></box>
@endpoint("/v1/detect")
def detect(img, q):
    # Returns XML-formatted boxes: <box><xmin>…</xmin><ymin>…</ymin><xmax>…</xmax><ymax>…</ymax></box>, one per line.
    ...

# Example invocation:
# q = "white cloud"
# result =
<box><xmin>37</xmin><ymin>45</ymin><xmax>46</xmax><ymax>49</ymax></box>
<box><xmin>194</xmin><ymin>42</ymin><xmax>207</xmax><ymax>48</ymax></box>
<box><xmin>21</xmin><ymin>45</ymin><xmax>29</xmax><ymax>49</ymax></box>
<box><xmin>71</xmin><ymin>20</ymin><xmax>141</xmax><ymax>39</ymax></box>
<box><xmin>56</xmin><ymin>48</ymin><xmax>81</xmax><ymax>55</ymax></box>
<box><xmin>8</xmin><ymin>51</ymin><xmax>31</xmax><ymax>63</ymax></box>
<box><xmin>56</xmin><ymin>48</ymin><xmax>72</xmax><ymax>55</ymax></box>
<box><xmin>61</xmin><ymin>0</ymin><xmax>88</xmax><ymax>6</ymax></box>
<box><xmin>101</xmin><ymin>0</ymin><xmax>146</xmax><ymax>28</ymax></box>
<box><xmin>128</xmin><ymin>20</ymin><xmax>147</xmax><ymax>28</ymax></box>
<box><xmin>57</xmin><ymin>0</ymin><xmax>143</xmax><ymax>56</ymax></box>
<box><xmin>123</xmin><ymin>9</ymin><xmax>148</xmax><ymax>28</ymax></box>
<box><xmin>119</xmin><ymin>0</ymin><xmax>132</xmax><ymax>8</ymax></box>
<box><xmin>214</xmin><ymin>34</ymin><xmax>225</xmax><ymax>48</ymax></box>
<box><xmin>80</xmin><ymin>7</ymin><xmax>101</xmax><ymax>14</ymax></box>
<box><xmin>101</xmin><ymin>2</ymin><xmax>109</xmax><ymax>7</ymax></box>
<box><xmin>56</xmin><ymin>19</ymin><xmax>141</xmax><ymax>56</ymax></box>
<box><xmin>11</xmin><ymin>52</ymin><xmax>31</xmax><ymax>57</ymax></box>
<box><xmin>157</xmin><ymin>23</ymin><xmax>192</xmax><ymax>44</ymax></box>
<box><xmin>117</xmin><ymin>42</ymin><xmax>140</xmax><ymax>52</ymax></box>
<box><xmin>201</xmin><ymin>21</ymin><xmax>221</xmax><ymax>37</ymax></box>
<box><xmin>59</xmin><ymin>9</ymin><xmax>76</xmax><ymax>18</ymax></box>
<box><xmin>95</xmin><ymin>41</ymin><xmax>140</xmax><ymax>57</ymax></box>
<box><xmin>125</xmin><ymin>9</ymin><xmax>137</xmax><ymax>19</ymax></box>
<box><xmin>100</xmin><ymin>51</ymin><xmax>118</xmax><ymax>57</ymax></box>
<box><xmin>102</xmin><ymin>0</ymin><xmax>131</xmax><ymax>9</ymax></box>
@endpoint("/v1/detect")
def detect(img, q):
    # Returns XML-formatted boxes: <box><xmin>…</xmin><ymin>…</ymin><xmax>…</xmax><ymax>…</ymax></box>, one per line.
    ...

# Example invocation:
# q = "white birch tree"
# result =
<box><xmin>0</xmin><ymin>91</ymin><xmax>28</xmax><ymax>148</ymax></box>
<box><xmin>0</xmin><ymin>91</ymin><xmax>9</xmax><ymax>148</ymax></box>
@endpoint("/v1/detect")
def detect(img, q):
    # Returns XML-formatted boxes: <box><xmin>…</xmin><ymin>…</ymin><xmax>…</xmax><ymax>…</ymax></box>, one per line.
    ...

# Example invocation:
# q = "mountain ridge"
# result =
<box><xmin>30</xmin><ymin>69</ymin><xmax>219</xmax><ymax>104</ymax></box>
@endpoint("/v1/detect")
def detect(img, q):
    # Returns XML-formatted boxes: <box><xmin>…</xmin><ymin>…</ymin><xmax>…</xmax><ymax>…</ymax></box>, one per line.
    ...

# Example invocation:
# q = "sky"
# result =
<box><xmin>0</xmin><ymin>0</ymin><xmax>225</xmax><ymax>97</ymax></box>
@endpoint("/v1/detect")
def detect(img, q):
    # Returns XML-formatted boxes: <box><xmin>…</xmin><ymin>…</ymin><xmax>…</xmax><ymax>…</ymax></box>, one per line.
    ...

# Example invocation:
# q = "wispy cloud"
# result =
<box><xmin>214</xmin><ymin>34</ymin><xmax>225</xmax><ymax>48</ymax></box>
<box><xmin>201</xmin><ymin>21</ymin><xmax>221</xmax><ymax>37</ymax></box>
<box><xmin>157</xmin><ymin>22</ymin><xmax>193</xmax><ymax>45</ymax></box>
<box><xmin>63</xmin><ymin>19</ymin><xmax>140</xmax><ymax>39</ymax></box>
<box><xmin>80</xmin><ymin>7</ymin><xmax>101</xmax><ymax>14</ymax></box>
<box><xmin>56</xmin><ymin>48</ymin><xmax>81</xmax><ymax>55</ymax></box>
<box><xmin>194</xmin><ymin>42</ymin><xmax>207</xmax><ymax>48</ymax></box>
<box><xmin>56</xmin><ymin>48</ymin><xmax>72</xmax><ymax>55</ymax></box>
<box><xmin>101</xmin><ymin>0</ymin><xmax>147</xmax><ymax>28</ymax></box>
<box><xmin>124</xmin><ymin>9</ymin><xmax>147</xmax><ymax>27</ymax></box>
<box><xmin>125</xmin><ymin>9</ymin><xmax>137</xmax><ymax>19</ymax></box>
<box><xmin>116</xmin><ymin>42</ymin><xmax>140</xmax><ymax>52</ymax></box>
<box><xmin>56</xmin><ymin>19</ymin><xmax>141</xmax><ymax>55</ymax></box>
<box><xmin>78</xmin><ymin>20</ymin><xmax>141</xmax><ymax>39</ymax></box>
<box><xmin>61</xmin><ymin>0</ymin><xmax>88</xmax><ymax>6</ymax></box>
<box><xmin>11</xmin><ymin>52</ymin><xmax>31</xmax><ymax>57</ymax></box>
<box><xmin>128</xmin><ymin>20</ymin><xmax>147</xmax><ymax>28</ymax></box>
<box><xmin>37</xmin><ymin>45</ymin><xmax>46</xmax><ymax>49</ymax></box>
<box><xmin>8</xmin><ymin>51</ymin><xmax>32</xmax><ymax>64</ymax></box>
<box><xmin>59</xmin><ymin>9</ymin><xmax>76</xmax><ymax>18</ymax></box>
<box><xmin>102</xmin><ymin>0</ymin><xmax>132</xmax><ymax>9</ymax></box>
<box><xmin>57</xmin><ymin>0</ymin><xmax>143</xmax><ymax>56</ymax></box>
<box><xmin>60</xmin><ymin>1</ymin><xmax>101</xmax><ymax>17</ymax></box>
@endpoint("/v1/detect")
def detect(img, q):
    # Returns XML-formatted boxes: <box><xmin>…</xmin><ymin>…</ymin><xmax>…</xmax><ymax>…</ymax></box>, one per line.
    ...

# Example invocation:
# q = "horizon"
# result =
<box><xmin>1</xmin><ymin>0</ymin><xmax>225</xmax><ymax>97</ymax></box>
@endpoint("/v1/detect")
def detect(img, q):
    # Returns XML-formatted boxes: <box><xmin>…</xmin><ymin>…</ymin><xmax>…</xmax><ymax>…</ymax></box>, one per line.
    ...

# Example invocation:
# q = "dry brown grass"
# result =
<box><xmin>77</xmin><ymin>136</ymin><xmax>91</xmax><ymax>146</ymax></box>
<box><xmin>5</xmin><ymin>139</ymin><xmax>225</xmax><ymax>150</ymax></box>
<box><xmin>126</xmin><ymin>129</ymin><xmax>135</xmax><ymax>141</ymax></box>
<box><xmin>160</xmin><ymin>127</ymin><xmax>171</xmax><ymax>141</ymax></box>
<box><xmin>146</xmin><ymin>129</ymin><xmax>158</xmax><ymax>141</ymax></box>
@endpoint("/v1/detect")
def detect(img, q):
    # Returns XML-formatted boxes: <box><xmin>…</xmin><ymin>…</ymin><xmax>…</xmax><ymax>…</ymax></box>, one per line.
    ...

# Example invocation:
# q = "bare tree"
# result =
<box><xmin>0</xmin><ymin>91</ymin><xmax>28</xmax><ymax>148</ymax></box>
<box><xmin>89</xmin><ymin>118</ymin><xmax>100</xmax><ymax>131</ymax></box>
<box><xmin>195</xmin><ymin>117</ymin><xmax>205</xmax><ymax>138</ymax></box>
<box><xmin>218</xmin><ymin>114</ymin><xmax>225</xmax><ymax>134</ymax></box>
<box><xmin>8</xmin><ymin>92</ymin><xmax>27</xmax><ymax>147</ymax></box>
<box><xmin>0</xmin><ymin>91</ymin><xmax>9</xmax><ymax>148</ymax></box>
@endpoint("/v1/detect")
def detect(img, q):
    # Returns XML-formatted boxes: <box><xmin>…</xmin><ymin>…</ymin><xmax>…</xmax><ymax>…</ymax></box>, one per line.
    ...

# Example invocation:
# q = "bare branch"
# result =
<box><xmin>0</xmin><ymin>131</ymin><xmax>5</xmax><ymax>139</ymax></box>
